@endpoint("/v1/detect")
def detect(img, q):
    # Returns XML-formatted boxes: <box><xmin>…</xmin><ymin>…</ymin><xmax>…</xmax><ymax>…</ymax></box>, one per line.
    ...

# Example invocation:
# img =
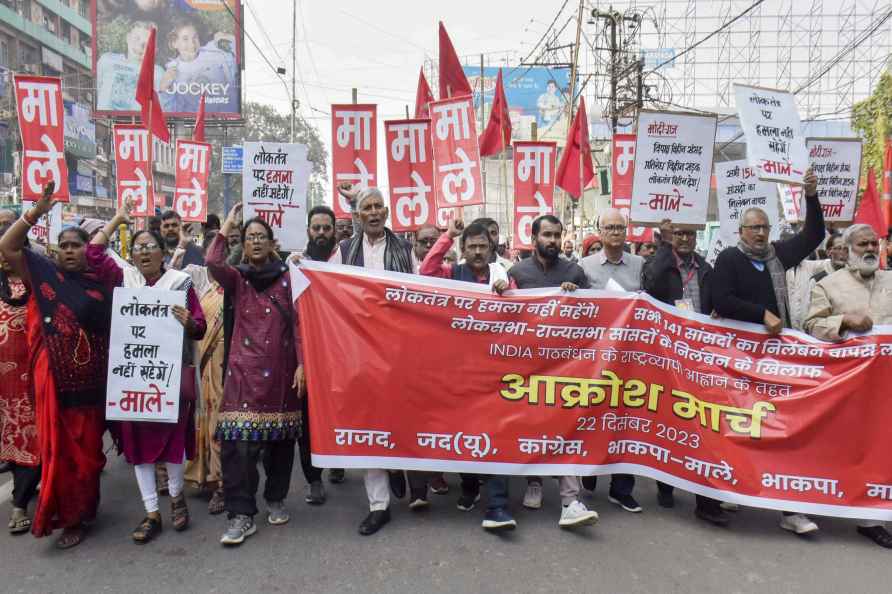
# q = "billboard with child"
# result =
<box><xmin>93</xmin><ymin>0</ymin><xmax>242</xmax><ymax>118</ymax></box>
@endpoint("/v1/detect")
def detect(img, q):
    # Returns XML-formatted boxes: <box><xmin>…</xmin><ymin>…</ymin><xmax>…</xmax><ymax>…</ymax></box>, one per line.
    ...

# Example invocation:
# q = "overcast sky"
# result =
<box><xmin>239</xmin><ymin>1</ymin><xmax>545</xmax><ymax>194</ymax></box>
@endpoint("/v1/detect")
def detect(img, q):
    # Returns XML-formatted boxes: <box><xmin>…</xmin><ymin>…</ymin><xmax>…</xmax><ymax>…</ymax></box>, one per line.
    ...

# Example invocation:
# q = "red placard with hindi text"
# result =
<box><xmin>430</xmin><ymin>95</ymin><xmax>484</xmax><ymax>209</ymax></box>
<box><xmin>14</xmin><ymin>74</ymin><xmax>69</xmax><ymax>202</ymax></box>
<box><xmin>113</xmin><ymin>124</ymin><xmax>153</xmax><ymax>217</ymax></box>
<box><xmin>384</xmin><ymin>119</ymin><xmax>436</xmax><ymax>232</ymax></box>
<box><xmin>331</xmin><ymin>104</ymin><xmax>377</xmax><ymax>220</ymax></box>
<box><xmin>611</xmin><ymin>133</ymin><xmax>653</xmax><ymax>243</ymax></box>
<box><xmin>173</xmin><ymin>140</ymin><xmax>212</xmax><ymax>222</ymax></box>
<box><xmin>513</xmin><ymin>141</ymin><xmax>556</xmax><ymax>249</ymax></box>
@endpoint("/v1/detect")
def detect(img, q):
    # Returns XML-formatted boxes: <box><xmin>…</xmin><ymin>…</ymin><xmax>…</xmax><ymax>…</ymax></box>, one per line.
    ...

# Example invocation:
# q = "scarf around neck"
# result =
<box><xmin>737</xmin><ymin>240</ymin><xmax>789</xmax><ymax>327</ymax></box>
<box><xmin>345</xmin><ymin>228</ymin><xmax>412</xmax><ymax>273</ymax></box>
<box><xmin>235</xmin><ymin>259</ymin><xmax>289</xmax><ymax>293</ymax></box>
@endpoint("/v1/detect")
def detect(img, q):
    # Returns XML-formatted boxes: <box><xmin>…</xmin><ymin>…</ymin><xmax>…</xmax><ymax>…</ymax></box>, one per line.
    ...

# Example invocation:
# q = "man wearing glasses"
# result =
<box><xmin>411</xmin><ymin>225</ymin><xmax>441</xmax><ymax>273</ymax></box>
<box><xmin>578</xmin><ymin>208</ymin><xmax>644</xmax><ymax>513</ymax></box>
<box><xmin>642</xmin><ymin>218</ymin><xmax>729</xmax><ymax>525</ymax></box>
<box><xmin>784</xmin><ymin>233</ymin><xmax>846</xmax><ymax>331</ymax></box>
<box><xmin>712</xmin><ymin>169</ymin><xmax>825</xmax><ymax>536</ymax></box>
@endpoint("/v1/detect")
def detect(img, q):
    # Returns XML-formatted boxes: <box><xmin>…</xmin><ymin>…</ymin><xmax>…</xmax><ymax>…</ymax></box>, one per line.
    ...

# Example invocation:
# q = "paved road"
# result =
<box><xmin>1</xmin><ymin>456</ymin><xmax>890</xmax><ymax>594</ymax></box>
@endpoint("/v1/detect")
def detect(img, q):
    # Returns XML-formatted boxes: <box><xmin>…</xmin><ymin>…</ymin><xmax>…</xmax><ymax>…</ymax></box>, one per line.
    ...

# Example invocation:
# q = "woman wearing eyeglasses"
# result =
<box><xmin>88</xmin><ymin>200</ymin><xmax>206</xmax><ymax>544</ymax></box>
<box><xmin>206</xmin><ymin>203</ymin><xmax>302</xmax><ymax>547</ymax></box>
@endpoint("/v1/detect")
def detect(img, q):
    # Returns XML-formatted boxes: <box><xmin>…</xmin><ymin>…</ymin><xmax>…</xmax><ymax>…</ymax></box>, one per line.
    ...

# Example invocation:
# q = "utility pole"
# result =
<box><xmin>590</xmin><ymin>9</ymin><xmax>644</xmax><ymax>133</ymax></box>
<box><xmin>290</xmin><ymin>0</ymin><xmax>297</xmax><ymax>142</ymax></box>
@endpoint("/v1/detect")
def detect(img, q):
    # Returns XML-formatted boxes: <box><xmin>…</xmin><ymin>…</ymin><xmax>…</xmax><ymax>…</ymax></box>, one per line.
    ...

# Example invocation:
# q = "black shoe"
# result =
<box><xmin>408</xmin><ymin>490</ymin><xmax>430</xmax><ymax>511</ymax></box>
<box><xmin>0</xmin><ymin>461</ymin><xmax>11</xmax><ymax>474</ymax></box>
<box><xmin>456</xmin><ymin>492</ymin><xmax>481</xmax><ymax>512</ymax></box>
<box><xmin>328</xmin><ymin>469</ymin><xmax>346</xmax><ymax>484</ymax></box>
<box><xmin>695</xmin><ymin>503</ymin><xmax>731</xmax><ymax>526</ymax></box>
<box><xmin>388</xmin><ymin>471</ymin><xmax>407</xmax><ymax>499</ymax></box>
<box><xmin>657</xmin><ymin>489</ymin><xmax>675</xmax><ymax>508</ymax></box>
<box><xmin>582</xmin><ymin>476</ymin><xmax>596</xmax><ymax>491</ymax></box>
<box><xmin>358</xmin><ymin>509</ymin><xmax>391</xmax><ymax>536</ymax></box>
<box><xmin>857</xmin><ymin>525</ymin><xmax>892</xmax><ymax>548</ymax></box>
<box><xmin>608</xmin><ymin>492</ymin><xmax>642</xmax><ymax>513</ymax></box>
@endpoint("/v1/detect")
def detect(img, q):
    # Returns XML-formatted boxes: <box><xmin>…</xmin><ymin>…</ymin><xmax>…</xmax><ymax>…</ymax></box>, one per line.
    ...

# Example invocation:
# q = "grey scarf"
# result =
<box><xmin>737</xmin><ymin>240</ymin><xmax>789</xmax><ymax>327</ymax></box>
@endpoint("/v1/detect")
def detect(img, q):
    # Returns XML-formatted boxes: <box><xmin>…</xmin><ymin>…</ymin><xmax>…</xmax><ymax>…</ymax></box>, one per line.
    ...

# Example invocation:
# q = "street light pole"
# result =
<box><xmin>291</xmin><ymin>0</ymin><xmax>297</xmax><ymax>142</ymax></box>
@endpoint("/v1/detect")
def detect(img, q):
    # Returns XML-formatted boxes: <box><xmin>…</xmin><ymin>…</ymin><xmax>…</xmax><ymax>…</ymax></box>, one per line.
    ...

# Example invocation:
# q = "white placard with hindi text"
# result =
<box><xmin>707</xmin><ymin>160</ymin><xmax>780</xmax><ymax>264</ymax></box>
<box><xmin>106</xmin><ymin>287</ymin><xmax>185</xmax><ymax>423</ymax></box>
<box><xmin>23</xmin><ymin>201</ymin><xmax>62</xmax><ymax>246</ymax></box>
<box><xmin>242</xmin><ymin>142</ymin><xmax>311</xmax><ymax>252</ymax></box>
<box><xmin>805</xmin><ymin>137</ymin><xmax>862</xmax><ymax>223</ymax></box>
<box><xmin>734</xmin><ymin>84</ymin><xmax>808</xmax><ymax>184</ymax></box>
<box><xmin>778</xmin><ymin>183</ymin><xmax>804</xmax><ymax>223</ymax></box>
<box><xmin>630</xmin><ymin>110</ymin><xmax>716</xmax><ymax>228</ymax></box>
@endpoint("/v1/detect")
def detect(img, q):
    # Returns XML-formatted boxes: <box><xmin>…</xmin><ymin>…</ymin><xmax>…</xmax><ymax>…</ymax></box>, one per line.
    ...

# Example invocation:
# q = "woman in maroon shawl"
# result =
<box><xmin>0</xmin><ymin>184</ymin><xmax>110</xmax><ymax>549</ymax></box>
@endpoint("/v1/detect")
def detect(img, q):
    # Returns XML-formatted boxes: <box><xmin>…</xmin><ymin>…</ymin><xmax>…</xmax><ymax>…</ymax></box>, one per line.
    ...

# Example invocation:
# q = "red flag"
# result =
<box><xmin>478</xmin><ymin>70</ymin><xmax>512</xmax><ymax>156</ymax></box>
<box><xmin>414</xmin><ymin>69</ymin><xmax>434</xmax><ymax>118</ymax></box>
<box><xmin>882</xmin><ymin>138</ymin><xmax>892</xmax><ymax>227</ymax></box>
<box><xmin>193</xmin><ymin>95</ymin><xmax>206</xmax><ymax>142</ymax></box>
<box><xmin>854</xmin><ymin>168</ymin><xmax>886</xmax><ymax>236</ymax></box>
<box><xmin>438</xmin><ymin>22</ymin><xmax>471</xmax><ymax>99</ymax></box>
<box><xmin>135</xmin><ymin>27</ymin><xmax>169</xmax><ymax>142</ymax></box>
<box><xmin>555</xmin><ymin>97</ymin><xmax>594</xmax><ymax>199</ymax></box>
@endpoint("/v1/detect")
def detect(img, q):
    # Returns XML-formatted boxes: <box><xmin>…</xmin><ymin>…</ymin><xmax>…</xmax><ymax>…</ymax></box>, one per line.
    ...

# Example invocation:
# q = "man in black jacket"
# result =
<box><xmin>642</xmin><ymin>219</ymin><xmax>729</xmax><ymax>526</ymax></box>
<box><xmin>712</xmin><ymin>170</ymin><xmax>824</xmax><ymax>335</ymax></box>
<box><xmin>712</xmin><ymin>169</ymin><xmax>825</xmax><ymax>536</ymax></box>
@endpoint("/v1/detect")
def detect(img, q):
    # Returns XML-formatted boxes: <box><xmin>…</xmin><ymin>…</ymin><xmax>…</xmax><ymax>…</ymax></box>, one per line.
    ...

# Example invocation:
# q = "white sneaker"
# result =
<box><xmin>523</xmin><ymin>482</ymin><xmax>543</xmax><ymax>509</ymax></box>
<box><xmin>780</xmin><ymin>513</ymin><xmax>819</xmax><ymax>535</ymax></box>
<box><xmin>559</xmin><ymin>501</ymin><xmax>599</xmax><ymax>528</ymax></box>
<box><xmin>720</xmin><ymin>502</ymin><xmax>739</xmax><ymax>512</ymax></box>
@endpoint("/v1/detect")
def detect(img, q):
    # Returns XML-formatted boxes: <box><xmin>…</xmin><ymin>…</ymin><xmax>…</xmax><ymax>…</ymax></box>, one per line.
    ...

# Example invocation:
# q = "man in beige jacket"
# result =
<box><xmin>804</xmin><ymin>223</ymin><xmax>892</xmax><ymax>548</ymax></box>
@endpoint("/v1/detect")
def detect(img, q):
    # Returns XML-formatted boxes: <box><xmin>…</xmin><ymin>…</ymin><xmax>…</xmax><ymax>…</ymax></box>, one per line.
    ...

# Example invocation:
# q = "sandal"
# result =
<box><xmin>208</xmin><ymin>488</ymin><xmax>225</xmax><ymax>515</ymax></box>
<box><xmin>8</xmin><ymin>508</ymin><xmax>31</xmax><ymax>535</ymax></box>
<box><xmin>171</xmin><ymin>494</ymin><xmax>190</xmax><ymax>532</ymax></box>
<box><xmin>132</xmin><ymin>515</ymin><xmax>162</xmax><ymax>544</ymax></box>
<box><xmin>56</xmin><ymin>525</ymin><xmax>85</xmax><ymax>549</ymax></box>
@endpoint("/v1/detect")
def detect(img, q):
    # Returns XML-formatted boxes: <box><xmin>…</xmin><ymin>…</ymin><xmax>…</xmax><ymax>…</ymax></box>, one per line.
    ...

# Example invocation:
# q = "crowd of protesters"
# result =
<box><xmin>1</xmin><ymin>172</ymin><xmax>892</xmax><ymax>550</ymax></box>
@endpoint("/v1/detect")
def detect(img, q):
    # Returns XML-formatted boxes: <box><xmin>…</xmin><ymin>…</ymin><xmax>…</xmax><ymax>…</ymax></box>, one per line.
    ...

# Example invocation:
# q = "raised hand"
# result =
<box><xmin>802</xmin><ymin>167</ymin><xmax>817</xmax><ymax>196</ymax></box>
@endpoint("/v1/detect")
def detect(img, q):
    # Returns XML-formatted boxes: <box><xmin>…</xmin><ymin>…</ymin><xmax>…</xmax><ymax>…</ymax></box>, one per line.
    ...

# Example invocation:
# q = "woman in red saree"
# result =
<box><xmin>0</xmin><ymin>186</ymin><xmax>111</xmax><ymax>549</ymax></box>
<box><xmin>0</xmin><ymin>221</ymin><xmax>39</xmax><ymax>535</ymax></box>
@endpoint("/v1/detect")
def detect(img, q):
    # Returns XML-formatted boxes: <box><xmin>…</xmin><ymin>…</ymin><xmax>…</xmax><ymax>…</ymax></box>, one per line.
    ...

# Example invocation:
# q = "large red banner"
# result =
<box><xmin>113</xmin><ymin>124</ymin><xmax>153</xmax><ymax>217</ymax></box>
<box><xmin>611</xmin><ymin>133</ymin><xmax>652</xmax><ymax>243</ymax></box>
<box><xmin>331</xmin><ymin>104</ymin><xmax>377</xmax><ymax>220</ymax></box>
<box><xmin>173</xmin><ymin>140</ymin><xmax>212</xmax><ymax>222</ymax></box>
<box><xmin>14</xmin><ymin>75</ymin><xmax>69</xmax><ymax>202</ymax></box>
<box><xmin>513</xmin><ymin>141</ymin><xmax>556</xmax><ymax>249</ymax></box>
<box><xmin>384</xmin><ymin>119</ymin><xmax>435</xmax><ymax>232</ymax></box>
<box><xmin>430</xmin><ymin>95</ymin><xmax>484</xmax><ymax>209</ymax></box>
<box><xmin>294</xmin><ymin>261</ymin><xmax>892</xmax><ymax>520</ymax></box>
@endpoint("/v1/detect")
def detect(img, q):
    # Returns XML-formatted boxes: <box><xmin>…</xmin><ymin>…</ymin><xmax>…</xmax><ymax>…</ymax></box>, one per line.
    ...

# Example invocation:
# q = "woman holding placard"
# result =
<box><xmin>0</xmin><ymin>183</ymin><xmax>111</xmax><ymax>549</ymax></box>
<box><xmin>88</xmin><ymin>201</ymin><xmax>206</xmax><ymax>544</ymax></box>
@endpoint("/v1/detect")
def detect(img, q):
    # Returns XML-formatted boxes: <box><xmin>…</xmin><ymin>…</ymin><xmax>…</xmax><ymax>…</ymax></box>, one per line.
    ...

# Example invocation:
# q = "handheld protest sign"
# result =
<box><xmin>630</xmin><ymin>109</ymin><xmax>717</xmax><ymax>228</ymax></box>
<box><xmin>734</xmin><ymin>84</ymin><xmax>808</xmax><ymax>184</ymax></box>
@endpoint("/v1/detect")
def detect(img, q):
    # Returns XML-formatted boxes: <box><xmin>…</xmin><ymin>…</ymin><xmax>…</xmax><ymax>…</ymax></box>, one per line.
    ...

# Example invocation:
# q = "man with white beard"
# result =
<box><xmin>804</xmin><ymin>223</ymin><xmax>892</xmax><ymax>548</ymax></box>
